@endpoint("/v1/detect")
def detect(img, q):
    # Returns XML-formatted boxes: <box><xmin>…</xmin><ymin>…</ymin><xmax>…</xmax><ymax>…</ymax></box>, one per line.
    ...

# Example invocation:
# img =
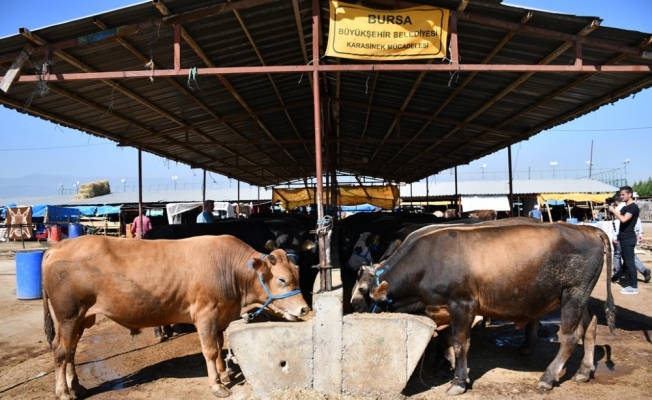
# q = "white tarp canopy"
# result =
<box><xmin>166</xmin><ymin>202</ymin><xmax>236</xmax><ymax>224</ymax></box>
<box><xmin>461</xmin><ymin>195</ymin><xmax>511</xmax><ymax>212</ymax></box>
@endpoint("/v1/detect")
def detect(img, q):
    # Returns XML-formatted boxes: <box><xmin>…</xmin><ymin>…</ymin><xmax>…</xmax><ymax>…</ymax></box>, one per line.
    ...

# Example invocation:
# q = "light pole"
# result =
<box><xmin>550</xmin><ymin>161</ymin><xmax>558</xmax><ymax>179</ymax></box>
<box><xmin>481</xmin><ymin>164</ymin><xmax>487</xmax><ymax>180</ymax></box>
<box><xmin>172</xmin><ymin>176</ymin><xmax>178</xmax><ymax>190</ymax></box>
<box><xmin>121</xmin><ymin>178</ymin><xmax>127</xmax><ymax>192</ymax></box>
<box><xmin>59</xmin><ymin>183</ymin><xmax>63</xmax><ymax>195</ymax></box>
<box><xmin>586</xmin><ymin>161</ymin><xmax>593</xmax><ymax>179</ymax></box>
<box><xmin>623</xmin><ymin>159</ymin><xmax>630</xmax><ymax>183</ymax></box>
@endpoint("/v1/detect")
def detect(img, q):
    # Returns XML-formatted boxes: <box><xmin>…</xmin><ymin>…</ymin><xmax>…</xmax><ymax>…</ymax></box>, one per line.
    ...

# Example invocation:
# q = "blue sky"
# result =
<box><xmin>1</xmin><ymin>0</ymin><xmax>651</xmax><ymax>196</ymax></box>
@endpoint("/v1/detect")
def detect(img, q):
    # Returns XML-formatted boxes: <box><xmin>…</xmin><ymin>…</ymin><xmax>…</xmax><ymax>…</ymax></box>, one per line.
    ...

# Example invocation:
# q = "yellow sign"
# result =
<box><xmin>326</xmin><ymin>1</ymin><xmax>450</xmax><ymax>61</ymax></box>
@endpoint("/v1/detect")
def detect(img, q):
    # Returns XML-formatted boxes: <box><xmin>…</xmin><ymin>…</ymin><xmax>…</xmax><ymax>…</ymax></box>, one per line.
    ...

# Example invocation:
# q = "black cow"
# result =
<box><xmin>353</xmin><ymin>223</ymin><xmax>615</xmax><ymax>395</ymax></box>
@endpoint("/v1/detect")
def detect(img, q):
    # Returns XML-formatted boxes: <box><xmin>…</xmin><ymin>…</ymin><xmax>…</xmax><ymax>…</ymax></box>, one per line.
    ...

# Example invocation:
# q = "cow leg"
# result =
<box><xmin>53</xmin><ymin>320</ymin><xmax>84</xmax><ymax>400</ymax></box>
<box><xmin>65</xmin><ymin>315</ymin><xmax>94</xmax><ymax>398</ymax></box>
<box><xmin>447</xmin><ymin>305</ymin><xmax>475</xmax><ymax>396</ymax></box>
<box><xmin>195</xmin><ymin>318</ymin><xmax>231</xmax><ymax>398</ymax></box>
<box><xmin>573</xmin><ymin>309</ymin><xmax>598</xmax><ymax>383</ymax></box>
<box><xmin>216</xmin><ymin>331</ymin><xmax>233</xmax><ymax>384</ymax></box>
<box><xmin>519</xmin><ymin>320</ymin><xmax>540</xmax><ymax>356</ymax></box>
<box><xmin>537</xmin><ymin>295</ymin><xmax>585</xmax><ymax>391</ymax></box>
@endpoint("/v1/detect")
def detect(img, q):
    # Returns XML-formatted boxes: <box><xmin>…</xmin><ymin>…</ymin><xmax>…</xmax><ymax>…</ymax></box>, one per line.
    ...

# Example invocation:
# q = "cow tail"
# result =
<box><xmin>600</xmin><ymin>232</ymin><xmax>616</xmax><ymax>334</ymax></box>
<box><xmin>43</xmin><ymin>284</ymin><xmax>55</xmax><ymax>349</ymax></box>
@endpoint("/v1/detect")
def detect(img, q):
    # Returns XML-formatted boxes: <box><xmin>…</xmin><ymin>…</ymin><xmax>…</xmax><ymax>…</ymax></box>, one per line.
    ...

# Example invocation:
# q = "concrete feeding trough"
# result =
<box><xmin>227</xmin><ymin>288</ymin><xmax>436</xmax><ymax>397</ymax></box>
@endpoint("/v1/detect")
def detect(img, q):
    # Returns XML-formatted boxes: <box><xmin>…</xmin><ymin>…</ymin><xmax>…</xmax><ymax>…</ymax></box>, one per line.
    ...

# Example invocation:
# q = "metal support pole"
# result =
<box><xmin>312</xmin><ymin>0</ymin><xmax>331</xmax><ymax>292</ymax></box>
<box><xmin>508</xmin><ymin>145</ymin><xmax>514</xmax><ymax>217</ymax></box>
<box><xmin>138</xmin><ymin>148</ymin><xmax>143</xmax><ymax>238</ymax></box>
<box><xmin>455</xmin><ymin>166</ymin><xmax>460</xmax><ymax>216</ymax></box>
<box><xmin>202</xmin><ymin>170</ymin><xmax>207</xmax><ymax>203</ymax></box>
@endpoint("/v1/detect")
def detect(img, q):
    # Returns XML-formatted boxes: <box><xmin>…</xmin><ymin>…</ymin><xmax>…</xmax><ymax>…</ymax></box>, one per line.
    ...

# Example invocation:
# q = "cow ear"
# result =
<box><xmin>250</xmin><ymin>258</ymin><xmax>270</xmax><ymax>274</ymax></box>
<box><xmin>266</xmin><ymin>254</ymin><xmax>277</xmax><ymax>265</ymax></box>
<box><xmin>301</xmin><ymin>240</ymin><xmax>315</xmax><ymax>252</ymax></box>
<box><xmin>264</xmin><ymin>239</ymin><xmax>277</xmax><ymax>251</ymax></box>
<box><xmin>371</xmin><ymin>281</ymin><xmax>389</xmax><ymax>301</ymax></box>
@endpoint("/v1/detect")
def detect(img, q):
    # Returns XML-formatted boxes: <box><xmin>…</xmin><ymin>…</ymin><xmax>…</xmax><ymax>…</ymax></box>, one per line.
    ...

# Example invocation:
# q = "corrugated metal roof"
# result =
<box><xmin>0</xmin><ymin>187</ymin><xmax>272</xmax><ymax>207</ymax></box>
<box><xmin>1</xmin><ymin>0</ymin><xmax>650</xmax><ymax>187</ymax></box>
<box><xmin>401</xmin><ymin>178</ymin><xmax>619</xmax><ymax>197</ymax></box>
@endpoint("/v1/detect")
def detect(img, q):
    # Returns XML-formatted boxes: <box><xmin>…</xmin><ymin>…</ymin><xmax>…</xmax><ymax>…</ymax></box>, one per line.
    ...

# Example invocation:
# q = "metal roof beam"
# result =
<box><xmin>153</xmin><ymin>0</ymin><xmax>308</xmax><ymax>180</ymax></box>
<box><xmin>12</xmin><ymin>63</ymin><xmax>651</xmax><ymax>83</ymax></box>
<box><xmin>455</xmin><ymin>11</ymin><xmax>651</xmax><ymax>59</ymax></box>
<box><xmin>496</xmin><ymin>36</ymin><xmax>652</xmax><ymax>131</ymax></box>
<box><xmin>17</xmin><ymin>27</ymin><xmax>277</xmax><ymax>181</ymax></box>
<box><xmin>229</xmin><ymin>3</ymin><xmax>313</xmax><ymax>162</ymax></box>
<box><xmin>366</xmin><ymin>4</ymin><xmax>524</xmax><ymax>175</ymax></box>
<box><xmin>333</xmin><ymin>98</ymin><xmax>519</xmax><ymax>138</ymax></box>
<box><xmin>394</xmin><ymin>20</ymin><xmax>602</xmax><ymax>180</ymax></box>
<box><xmin>0</xmin><ymin>0</ymin><xmax>280</xmax><ymax>64</ymax></box>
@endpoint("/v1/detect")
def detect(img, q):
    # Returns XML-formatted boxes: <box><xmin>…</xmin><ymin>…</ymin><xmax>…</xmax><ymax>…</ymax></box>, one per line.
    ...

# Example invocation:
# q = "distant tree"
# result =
<box><xmin>633</xmin><ymin>177</ymin><xmax>652</xmax><ymax>197</ymax></box>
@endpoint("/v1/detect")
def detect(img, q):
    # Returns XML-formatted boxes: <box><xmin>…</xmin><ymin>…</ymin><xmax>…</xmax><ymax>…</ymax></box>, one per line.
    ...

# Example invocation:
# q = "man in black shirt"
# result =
<box><xmin>608</xmin><ymin>186</ymin><xmax>640</xmax><ymax>294</ymax></box>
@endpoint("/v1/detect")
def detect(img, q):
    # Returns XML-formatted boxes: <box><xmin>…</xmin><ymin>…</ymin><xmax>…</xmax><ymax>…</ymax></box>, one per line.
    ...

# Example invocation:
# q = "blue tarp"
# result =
<box><xmin>32</xmin><ymin>205</ymin><xmax>81</xmax><ymax>222</ymax></box>
<box><xmin>340</xmin><ymin>203</ymin><xmax>381</xmax><ymax>213</ymax></box>
<box><xmin>72</xmin><ymin>206</ymin><xmax>98</xmax><ymax>216</ymax></box>
<box><xmin>0</xmin><ymin>203</ymin><xmax>17</xmax><ymax>219</ymax></box>
<box><xmin>96</xmin><ymin>205</ymin><xmax>121</xmax><ymax>215</ymax></box>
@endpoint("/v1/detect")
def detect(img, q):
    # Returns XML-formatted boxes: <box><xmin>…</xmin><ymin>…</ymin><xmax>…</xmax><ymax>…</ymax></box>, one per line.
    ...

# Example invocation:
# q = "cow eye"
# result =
<box><xmin>278</xmin><ymin>278</ymin><xmax>287</xmax><ymax>285</ymax></box>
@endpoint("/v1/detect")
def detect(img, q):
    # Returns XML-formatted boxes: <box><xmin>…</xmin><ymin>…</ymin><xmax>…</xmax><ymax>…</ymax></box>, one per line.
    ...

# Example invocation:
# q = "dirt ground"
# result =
<box><xmin>1</xmin><ymin>231</ymin><xmax>652</xmax><ymax>400</ymax></box>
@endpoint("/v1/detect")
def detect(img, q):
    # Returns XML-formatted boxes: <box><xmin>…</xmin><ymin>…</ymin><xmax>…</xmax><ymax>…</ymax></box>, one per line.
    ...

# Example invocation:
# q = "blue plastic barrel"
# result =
<box><xmin>69</xmin><ymin>223</ymin><xmax>83</xmax><ymax>238</ymax></box>
<box><xmin>15</xmin><ymin>250</ymin><xmax>44</xmax><ymax>300</ymax></box>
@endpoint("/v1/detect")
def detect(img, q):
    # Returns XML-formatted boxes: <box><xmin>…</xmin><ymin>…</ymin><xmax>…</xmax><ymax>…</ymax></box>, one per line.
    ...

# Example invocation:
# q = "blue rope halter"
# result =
<box><xmin>244</xmin><ymin>254</ymin><xmax>302</xmax><ymax>322</ymax></box>
<box><xmin>353</xmin><ymin>237</ymin><xmax>379</xmax><ymax>264</ymax></box>
<box><xmin>370</xmin><ymin>264</ymin><xmax>392</xmax><ymax>313</ymax></box>
<box><xmin>285</xmin><ymin>251</ymin><xmax>300</xmax><ymax>265</ymax></box>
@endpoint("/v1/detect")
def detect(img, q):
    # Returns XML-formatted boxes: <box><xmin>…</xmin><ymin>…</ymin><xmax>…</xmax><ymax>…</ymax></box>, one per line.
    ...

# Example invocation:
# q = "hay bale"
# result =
<box><xmin>74</xmin><ymin>180</ymin><xmax>111</xmax><ymax>199</ymax></box>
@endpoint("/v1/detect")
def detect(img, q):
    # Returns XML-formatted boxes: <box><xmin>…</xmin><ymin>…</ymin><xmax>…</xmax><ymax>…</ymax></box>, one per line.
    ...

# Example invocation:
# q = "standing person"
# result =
<box><xmin>131</xmin><ymin>212</ymin><xmax>152</xmax><ymax>239</ymax></box>
<box><xmin>609</xmin><ymin>186</ymin><xmax>641</xmax><ymax>294</ymax></box>
<box><xmin>611</xmin><ymin>194</ymin><xmax>651</xmax><ymax>283</ymax></box>
<box><xmin>528</xmin><ymin>204</ymin><xmax>543</xmax><ymax>221</ymax></box>
<box><xmin>196</xmin><ymin>200</ymin><xmax>215</xmax><ymax>223</ymax></box>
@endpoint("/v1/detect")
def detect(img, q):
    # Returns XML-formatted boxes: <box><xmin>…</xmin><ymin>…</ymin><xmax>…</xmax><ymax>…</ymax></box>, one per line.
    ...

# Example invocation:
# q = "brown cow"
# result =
<box><xmin>42</xmin><ymin>235</ymin><xmax>309</xmax><ymax>400</ymax></box>
<box><xmin>353</xmin><ymin>223</ymin><xmax>615</xmax><ymax>395</ymax></box>
<box><xmin>468</xmin><ymin>209</ymin><xmax>497</xmax><ymax>220</ymax></box>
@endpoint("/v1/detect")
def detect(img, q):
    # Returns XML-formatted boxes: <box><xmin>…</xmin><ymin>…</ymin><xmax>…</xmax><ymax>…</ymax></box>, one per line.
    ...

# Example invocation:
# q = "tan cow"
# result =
<box><xmin>42</xmin><ymin>235</ymin><xmax>309</xmax><ymax>400</ymax></box>
<box><xmin>468</xmin><ymin>209</ymin><xmax>497</xmax><ymax>220</ymax></box>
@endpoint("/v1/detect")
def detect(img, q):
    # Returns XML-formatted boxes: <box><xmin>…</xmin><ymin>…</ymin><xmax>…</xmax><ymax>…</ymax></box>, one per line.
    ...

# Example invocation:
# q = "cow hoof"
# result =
<box><xmin>213</xmin><ymin>385</ymin><xmax>232</xmax><ymax>398</ymax></box>
<box><xmin>445</xmin><ymin>384</ymin><xmax>465</xmax><ymax>396</ymax></box>
<box><xmin>158</xmin><ymin>336</ymin><xmax>169</xmax><ymax>343</ymax></box>
<box><xmin>220</xmin><ymin>369</ymin><xmax>233</xmax><ymax>384</ymax></box>
<box><xmin>573</xmin><ymin>372</ymin><xmax>590</xmax><ymax>383</ymax></box>
<box><xmin>536</xmin><ymin>380</ymin><xmax>553</xmax><ymax>391</ymax></box>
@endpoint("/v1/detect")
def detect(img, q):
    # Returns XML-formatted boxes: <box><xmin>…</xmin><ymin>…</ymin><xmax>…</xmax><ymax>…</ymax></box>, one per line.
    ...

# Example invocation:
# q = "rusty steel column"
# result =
<box><xmin>138</xmin><ymin>148</ymin><xmax>143</xmax><ymax>238</ymax></box>
<box><xmin>312</xmin><ymin>0</ymin><xmax>330</xmax><ymax>292</ymax></box>
<box><xmin>508</xmin><ymin>145</ymin><xmax>514</xmax><ymax>217</ymax></box>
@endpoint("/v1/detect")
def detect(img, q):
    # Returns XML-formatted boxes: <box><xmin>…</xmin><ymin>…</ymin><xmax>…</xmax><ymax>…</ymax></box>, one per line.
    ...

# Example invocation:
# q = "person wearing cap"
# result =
<box><xmin>528</xmin><ymin>204</ymin><xmax>543</xmax><ymax>221</ymax></box>
<box><xmin>197</xmin><ymin>200</ymin><xmax>215</xmax><ymax>223</ymax></box>
<box><xmin>609</xmin><ymin>186</ymin><xmax>642</xmax><ymax>294</ymax></box>
<box><xmin>610</xmin><ymin>193</ymin><xmax>650</xmax><ymax>285</ymax></box>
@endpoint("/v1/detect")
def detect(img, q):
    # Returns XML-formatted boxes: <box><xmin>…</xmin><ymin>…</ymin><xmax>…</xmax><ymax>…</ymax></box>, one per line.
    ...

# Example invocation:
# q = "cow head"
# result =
<box><xmin>249</xmin><ymin>249</ymin><xmax>310</xmax><ymax>321</ymax></box>
<box><xmin>346</xmin><ymin>232</ymin><xmax>378</xmax><ymax>272</ymax></box>
<box><xmin>265</xmin><ymin>227</ymin><xmax>315</xmax><ymax>267</ymax></box>
<box><xmin>351</xmin><ymin>264</ymin><xmax>381</xmax><ymax>313</ymax></box>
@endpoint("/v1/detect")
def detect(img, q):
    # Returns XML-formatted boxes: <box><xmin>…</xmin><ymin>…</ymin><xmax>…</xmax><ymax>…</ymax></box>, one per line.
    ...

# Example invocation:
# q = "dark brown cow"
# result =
<box><xmin>42</xmin><ymin>235</ymin><xmax>309</xmax><ymax>400</ymax></box>
<box><xmin>354</xmin><ymin>223</ymin><xmax>615</xmax><ymax>395</ymax></box>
